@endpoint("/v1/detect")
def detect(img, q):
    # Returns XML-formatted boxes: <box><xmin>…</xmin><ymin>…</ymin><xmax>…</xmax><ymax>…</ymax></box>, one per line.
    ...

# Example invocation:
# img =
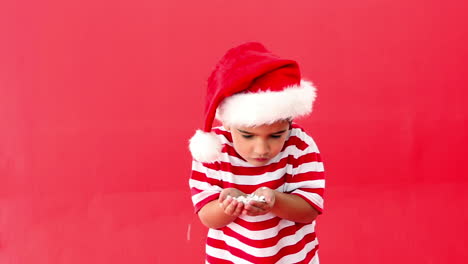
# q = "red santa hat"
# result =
<box><xmin>189</xmin><ymin>42</ymin><xmax>317</xmax><ymax>163</ymax></box>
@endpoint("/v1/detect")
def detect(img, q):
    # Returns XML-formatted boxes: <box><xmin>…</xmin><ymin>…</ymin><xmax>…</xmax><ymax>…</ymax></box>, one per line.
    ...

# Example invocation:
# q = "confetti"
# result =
<box><xmin>233</xmin><ymin>194</ymin><xmax>266</xmax><ymax>203</ymax></box>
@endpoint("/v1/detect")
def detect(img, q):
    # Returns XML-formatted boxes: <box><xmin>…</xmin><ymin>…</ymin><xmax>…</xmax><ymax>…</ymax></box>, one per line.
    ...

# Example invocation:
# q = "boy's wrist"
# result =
<box><xmin>271</xmin><ymin>190</ymin><xmax>281</xmax><ymax>213</ymax></box>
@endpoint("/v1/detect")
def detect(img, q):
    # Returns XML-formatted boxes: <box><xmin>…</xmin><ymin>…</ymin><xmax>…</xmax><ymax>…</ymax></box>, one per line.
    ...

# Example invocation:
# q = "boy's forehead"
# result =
<box><xmin>234</xmin><ymin>119</ymin><xmax>290</xmax><ymax>132</ymax></box>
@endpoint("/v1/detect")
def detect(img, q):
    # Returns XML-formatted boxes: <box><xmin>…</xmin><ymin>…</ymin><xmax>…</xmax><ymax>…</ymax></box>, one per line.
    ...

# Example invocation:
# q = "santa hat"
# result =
<box><xmin>189</xmin><ymin>42</ymin><xmax>317</xmax><ymax>163</ymax></box>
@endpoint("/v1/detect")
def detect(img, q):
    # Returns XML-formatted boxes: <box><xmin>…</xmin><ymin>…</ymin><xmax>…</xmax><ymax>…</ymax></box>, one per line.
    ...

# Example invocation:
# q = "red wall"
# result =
<box><xmin>1</xmin><ymin>0</ymin><xmax>467</xmax><ymax>263</ymax></box>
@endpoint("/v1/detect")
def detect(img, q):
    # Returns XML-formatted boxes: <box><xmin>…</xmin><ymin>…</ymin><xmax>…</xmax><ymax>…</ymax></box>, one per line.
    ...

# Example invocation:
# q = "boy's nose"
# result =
<box><xmin>254</xmin><ymin>140</ymin><xmax>269</xmax><ymax>156</ymax></box>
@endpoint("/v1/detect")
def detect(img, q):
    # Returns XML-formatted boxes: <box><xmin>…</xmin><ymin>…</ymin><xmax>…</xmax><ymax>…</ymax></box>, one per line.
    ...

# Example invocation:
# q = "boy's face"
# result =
<box><xmin>226</xmin><ymin>120</ymin><xmax>290</xmax><ymax>166</ymax></box>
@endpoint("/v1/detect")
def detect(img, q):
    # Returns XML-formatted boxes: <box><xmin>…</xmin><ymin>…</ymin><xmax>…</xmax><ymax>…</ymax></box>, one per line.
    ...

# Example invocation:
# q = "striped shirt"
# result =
<box><xmin>190</xmin><ymin>124</ymin><xmax>325</xmax><ymax>264</ymax></box>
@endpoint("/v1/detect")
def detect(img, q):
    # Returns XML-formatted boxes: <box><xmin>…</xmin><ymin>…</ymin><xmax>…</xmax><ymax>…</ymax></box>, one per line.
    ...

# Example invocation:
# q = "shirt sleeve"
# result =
<box><xmin>189</xmin><ymin>160</ymin><xmax>223</xmax><ymax>213</ymax></box>
<box><xmin>285</xmin><ymin>134</ymin><xmax>326</xmax><ymax>214</ymax></box>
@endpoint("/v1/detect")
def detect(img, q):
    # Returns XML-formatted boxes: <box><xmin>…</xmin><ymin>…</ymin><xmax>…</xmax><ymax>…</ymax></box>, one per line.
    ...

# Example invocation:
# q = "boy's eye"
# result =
<box><xmin>241</xmin><ymin>135</ymin><xmax>253</xmax><ymax>139</ymax></box>
<box><xmin>270</xmin><ymin>134</ymin><xmax>282</xmax><ymax>138</ymax></box>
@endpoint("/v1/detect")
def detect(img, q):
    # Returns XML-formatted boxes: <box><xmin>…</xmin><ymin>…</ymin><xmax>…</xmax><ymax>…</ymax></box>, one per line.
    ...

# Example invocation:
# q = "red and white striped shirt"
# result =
<box><xmin>190</xmin><ymin>124</ymin><xmax>325</xmax><ymax>264</ymax></box>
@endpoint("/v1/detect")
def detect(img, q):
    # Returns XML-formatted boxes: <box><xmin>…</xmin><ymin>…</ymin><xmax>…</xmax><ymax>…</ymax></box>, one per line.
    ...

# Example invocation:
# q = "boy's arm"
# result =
<box><xmin>271</xmin><ymin>190</ymin><xmax>319</xmax><ymax>223</ymax></box>
<box><xmin>245</xmin><ymin>188</ymin><xmax>319</xmax><ymax>223</ymax></box>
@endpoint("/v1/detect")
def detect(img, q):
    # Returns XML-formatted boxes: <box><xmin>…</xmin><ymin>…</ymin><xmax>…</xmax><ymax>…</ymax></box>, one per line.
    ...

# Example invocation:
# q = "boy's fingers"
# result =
<box><xmin>244</xmin><ymin>203</ymin><xmax>264</xmax><ymax>215</ymax></box>
<box><xmin>245</xmin><ymin>207</ymin><xmax>261</xmax><ymax>216</ymax></box>
<box><xmin>223</xmin><ymin>202</ymin><xmax>234</xmax><ymax>215</ymax></box>
<box><xmin>249</xmin><ymin>201</ymin><xmax>268</xmax><ymax>210</ymax></box>
<box><xmin>222</xmin><ymin>195</ymin><xmax>232</xmax><ymax>206</ymax></box>
<box><xmin>220</xmin><ymin>197</ymin><xmax>230</xmax><ymax>211</ymax></box>
<box><xmin>219</xmin><ymin>193</ymin><xmax>226</xmax><ymax>201</ymax></box>
<box><xmin>224</xmin><ymin>199</ymin><xmax>240</xmax><ymax>216</ymax></box>
<box><xmin>233</xmin><ymin>202</ymin><xmax>244</xmax><ymax>216</ymax></box>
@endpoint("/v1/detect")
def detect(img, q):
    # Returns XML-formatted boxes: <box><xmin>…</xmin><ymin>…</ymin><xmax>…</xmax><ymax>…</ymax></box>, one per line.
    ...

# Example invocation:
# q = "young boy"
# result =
<box><xmin>188</xmin><ymin>42</ymin><xmax>325</xmax><ymax>264</ymax></box>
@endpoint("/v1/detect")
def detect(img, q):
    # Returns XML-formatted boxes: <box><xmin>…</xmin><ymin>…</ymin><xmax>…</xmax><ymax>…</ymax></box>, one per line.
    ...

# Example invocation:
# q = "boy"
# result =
<box><xmin>188</xmin><ymin>42</ymin><xmax>325</xmax><ymax>264</ymax></box>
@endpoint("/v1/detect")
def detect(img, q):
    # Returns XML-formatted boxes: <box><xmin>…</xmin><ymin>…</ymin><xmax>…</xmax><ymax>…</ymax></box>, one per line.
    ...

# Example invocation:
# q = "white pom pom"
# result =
<box><xmin>189</xmin><ymin>130</ymin><xmax>223</xmax><ymax>163</ymax></box>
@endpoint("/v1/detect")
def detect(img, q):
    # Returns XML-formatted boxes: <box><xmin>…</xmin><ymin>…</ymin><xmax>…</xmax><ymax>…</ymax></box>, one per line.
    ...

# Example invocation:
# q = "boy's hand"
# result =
<box><xmin>243</xmin><ymin>187</ymin><xmax>276</xmax><ymax>216</ymax></box>
<box><xmin>218</xmin><ymin>188</ymin><xmax>246</xmax><ymax>217</ymax></box>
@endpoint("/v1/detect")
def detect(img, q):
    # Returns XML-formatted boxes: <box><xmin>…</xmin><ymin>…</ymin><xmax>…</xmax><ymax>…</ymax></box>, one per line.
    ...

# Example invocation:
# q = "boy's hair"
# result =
<box><xmin>189</xmin><ymin>42</ymin><xmax>317</xmax><ymax>163</ymax></box>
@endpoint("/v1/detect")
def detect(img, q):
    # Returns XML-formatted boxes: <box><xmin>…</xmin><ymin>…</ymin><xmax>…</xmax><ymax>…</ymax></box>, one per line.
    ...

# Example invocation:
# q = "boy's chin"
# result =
<box><xmin>246</xmin><ymin>158</ymin><xmax>271</xmax><ymax>166</ymax></box>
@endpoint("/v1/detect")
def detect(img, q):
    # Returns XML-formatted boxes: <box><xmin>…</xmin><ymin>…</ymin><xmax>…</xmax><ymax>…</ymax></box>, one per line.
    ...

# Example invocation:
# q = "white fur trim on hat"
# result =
<box><xmin>189</xmin><ymin>130</ymin><xmax>223</xmax><ymax>163</ymax></box>
<box><xmin>216</xmin><ymin>80</ymin><xmax>317</xmax><ymax>127</ymax></box>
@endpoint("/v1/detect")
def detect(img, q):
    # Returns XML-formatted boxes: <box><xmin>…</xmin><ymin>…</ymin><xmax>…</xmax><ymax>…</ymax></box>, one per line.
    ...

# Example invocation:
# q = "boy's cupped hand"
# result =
<box><xmin>218</xmin><ymin>188</ymin><xmax>246</xmax><ymax>217</ymax></box>
<box><xmin>218</xmin><ymin>187</ymin><xmax>276</xmax><ymax>217</ymax></box>
<box><xmin>243</xmin><ymin>187</ymin><xmax>275</xmax><ymax>216</ymax></box>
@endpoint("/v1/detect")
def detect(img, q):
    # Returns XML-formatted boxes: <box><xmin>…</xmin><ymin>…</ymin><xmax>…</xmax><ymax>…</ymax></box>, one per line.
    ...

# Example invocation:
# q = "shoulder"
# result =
<box><xmin>211</xmin><ymin>126</ymin><xmax>233</xmax><ymax>143</ymax></box>
<box><xmin>287</xmin><ymin>123</ymin><xmax>320</xmax><ymax>153</ymax></box>
<box><xmin>210</xmin><ymin>126</ymin><xmax>249</xmax><ymax>166</ymax></box>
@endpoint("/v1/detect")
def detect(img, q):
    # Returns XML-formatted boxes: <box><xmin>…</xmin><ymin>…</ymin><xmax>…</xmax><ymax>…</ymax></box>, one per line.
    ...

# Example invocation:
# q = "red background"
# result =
<box><xmin>1</xmin><ymin>0</ymin><xmax>467</xmax><ymax>263</ymax></box>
